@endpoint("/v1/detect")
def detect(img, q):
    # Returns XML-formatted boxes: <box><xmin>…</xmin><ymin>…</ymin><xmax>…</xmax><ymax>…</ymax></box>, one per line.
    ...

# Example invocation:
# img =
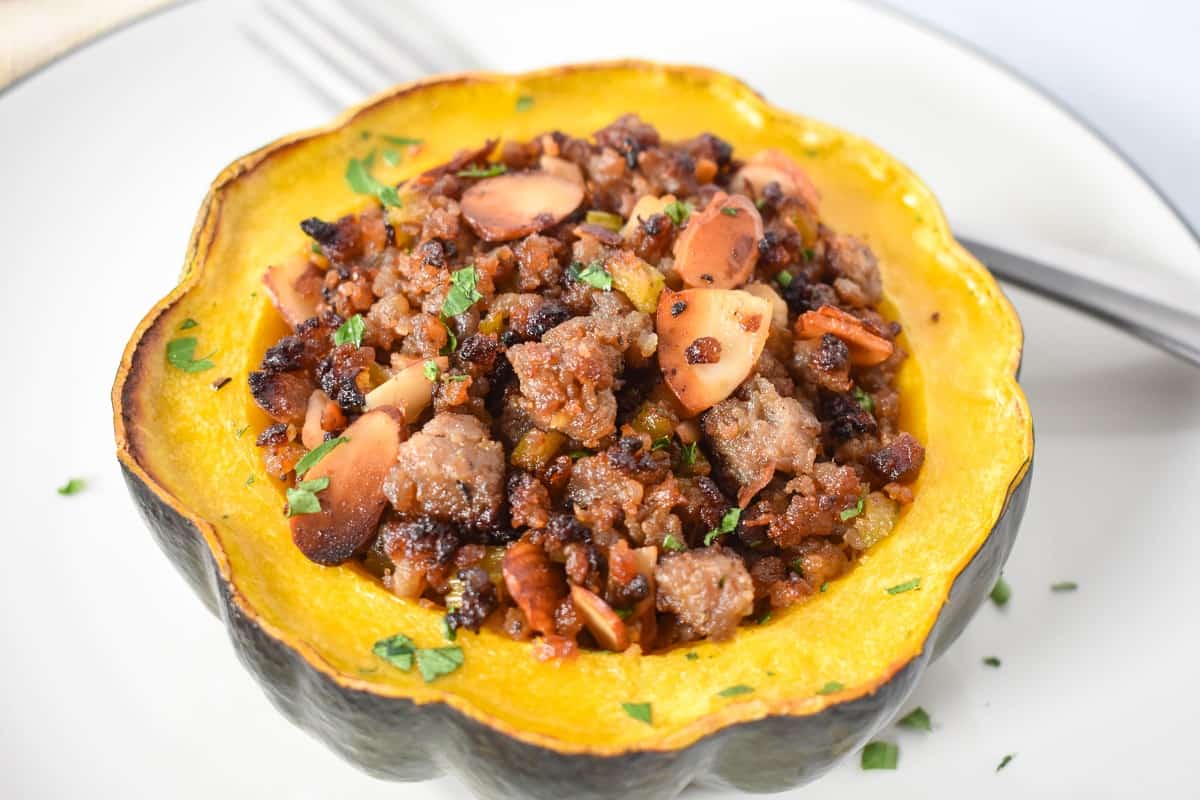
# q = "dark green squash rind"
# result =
<box><xmin>117</xmin><ymin>450</ymin><xmax>1031</xmax><ymax>799</ymax></box>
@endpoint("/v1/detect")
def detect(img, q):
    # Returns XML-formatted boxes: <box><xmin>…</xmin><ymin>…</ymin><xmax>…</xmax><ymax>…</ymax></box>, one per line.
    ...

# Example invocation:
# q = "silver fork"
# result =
<box><xmin>240</xmin><ymin>0</ymin><xmax>1200</xmax><ymax>367</ymax></box>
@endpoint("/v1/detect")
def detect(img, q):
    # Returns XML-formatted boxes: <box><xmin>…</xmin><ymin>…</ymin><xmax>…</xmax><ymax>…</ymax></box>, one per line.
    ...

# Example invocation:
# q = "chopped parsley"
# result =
<box><xmin>757</xmin><ymin>611</ymin><xmax>772</xmax><ymax>625</ymax></box>
<box><xmin>245</xmin><ymin>475</ymin><xmax>256</xmax><ymax>487</ymax></box>
<box><xmin>382</xmin><ymin>148</ymin><xmax>401</xmax><ymax>166</ymax></box>
<box><xmin>651</xmin><ymin>436</ymin><xmax>671</xmax><ymax>451</ymax></box>
<box><xmin>990</xmin><ymin>576</ymin><xmax>1012</xmax><ymax>607</ymax></box>
<box><xmin>852</xmin><ymin>385</ymin><xmax>875</xmax><ymax>414</ymax></box>
<box><xmin>286</xmin><ymin>476</ymin><xmax>329</xmax><ymax>516</ymax></box>
<box><xmin>568</xmin><ymin>260</ymin><xmax>613</xmax><ymax>291</ymax></box>
<box><xmin>820</xmin><ymin>582</ymin><xmax>829</xmax><ymax>592</ymax></box>
<box><xmin>333</xmin><ymin>314</ymin><xmax>365</xmax><ymax>347</ymax></box>
<box><xmin>311</xmin><ymin>242</ymin><xmax>323</xmax><ymax>255</ymax></box>
<box><xmin>381</xmin><ymin>134</ymin><xmax>423</xmax><ymax>147</ymax></box>
<box><xmin>515</xmin><ymin>95</ymin><xmax>535</xmax><ymax>112</ymax></box>
<box><xmin>886</xmin><ymin>578</ymin><xmax>921</xmax><ymax>595</ymax></box>
<box><xmin>346</xmin><ymin>151</ymin><xmax>401</xmax><ymax>207</ymax></box>
<box><xmin>423</xmin><ymin>360</ymin><xmax>440</xmax><ymax>382</ymax></box>
<box><xmin>754</xmin><ymin>197</ymin><xmax>767</xmax><ymax>210</ymax></box>
<box><xmin>294</xmin><ymin>436</ymin><xmax>349</xmax><ymax>477</ymax></box>
<box><xmin>1050</xmin><ymin>581</ymin><xmax>1078</xmax><ymax>592</ymax></box>
<box><xmin>704</xmin><ymin>507</ymin><xmax>741</xmax><ymax>546</ymax></box>
<box><xmin>685</xmin><ymin>651</ymin><xmax>699</xmax><ymax>661</ymax></box>
<box><xmin>441</xmin><ymin>266</ymin><xmax>483</xmax><ymax>317</ymax></box>
<box><xmin>235</xmin><ymin>425</ymin><xmax>249</xmax><ymax>438</ymax></box>
<box><xmin>455</xmin><ymin>163</ymin><xmax>507</xmax><ymax>178</ymax></box>
<box><xmin>983</xmin><ymin>656</ymin><xmax>1002</xmax><ymax>668</ymax></box>
<box><xmin>621</xmin><ymin>702</ymin><xmax>652</xmax><ymax>725</ymax></box>
<box><xmin>789</xmin><ymin>558</ymin><xmax>805</xmax><ymax>576</ymax></box>
<box><xmin>166</xmin><ymin>337</ymin><xmax>215</xmax><ymax>373</ymax></box>
<box><xmin>372</xmin><ymin>633</ymin><xmax>464</xmax><ymax>683</ymax></box>
<box><xmin>440</xmin><ymin>617</ymin><xmax>457</xmax><ymax>641</ymax></box>
<box><xmin>179</xmin><ymin>318</ymin><xmax>199</xmax><ymax>330</ymax></box>
<box><xmin>776</xmin><ymin>270</ymin><xmax>793</xmax><ymax>288</ymax></box>
<box><xmin>720</xmin><ymin>206</ymin><xmax>739</xmax><ymax>216</ymax></box>
<box><xmin>680</xmin><ymin>441</ymin><xmax>699</xmax><ymax>466</ymax></box>
<box><xmin>718</xmin><ymin>685</ymin><xmax>754</xmax><ymax>697</ymax></box>
<box><xmin>57</xmin><ymin>478</ymin><xmax>85</xmax><ymax>496</ymax></box>
<box><xmin>445</xmin><ymin>373</ymin><xmax>470</xmax><ymax>383</ymax></box>
<box><xmin>803</xmin><ymin>247</ymin><xmax>815</xmax><ymax>262</ymax></box>
<box><xmin>816</xmin><ymin>681</ymin><xmax>843</xmax><ymax>695</ymax></box>
<box><xmin>861</xmin><ymin>741</ymin><xmax>899</xmax><ymax>770</ymax></box>
<box><xmin>663</xmin><ymin>200</ymin><xmax>693</xmax><ymax>226</ymax></box>
<box><xmin>661</xmin><ymin>533</ymin><xmax>686</xmax><ymax>552</ymax></box>
<box><xmin>568</xmin><ymin>449</ymin><xmax>591</xmax><ymax>460</ymax></box>
<box><xmin>896</xmin><ymin>706</ymin><xmax>931</xmax><ymax>732</ymax></box>
<box><xmin>839</xmin><ymin>496</ymin><xmax>865</xmax><ymax>521</ymax></box>
<box><xmin>439</xmin><ymin>318</ymin><xmax>459</xmax><ymax>354</ymax></box>
<box><xmin>996</xmin><ymin>753</ymin><xmax>1014</xmax><ymax>772</ymax></box>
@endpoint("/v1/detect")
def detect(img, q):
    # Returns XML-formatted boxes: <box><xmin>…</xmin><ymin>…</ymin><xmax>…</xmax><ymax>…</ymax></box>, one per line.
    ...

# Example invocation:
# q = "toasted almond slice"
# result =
<box><xmin>795</xmin><ymin>304</ymin><xmax>894</xmax><ymax>366</ymax></box>
<box><xmin>658</xmin><ymin>288</ymin><xmax>772</xmax><ymax>415</ymax></box>
<box><xmin>621</xmin><ymin>193</ymin><xmax>677</xmax><ymax>238</ymax></box>
<box><xmin>503</xmin><ymin>541</ymin><xmax>567</xmax><ymax>635</ymax></box>
<box><xmin>364</xmin><ymin>356</ymin><xmax>447</xmax><ymax>422</ymax></box>
<box><xmin>627</xmin><ymin>545</ymin><xmax>659</xmax><ymax>646</ymax></box>
<box><xmin>672</xmin><ymin>192</ymin><xmax>763</xmax><ymax>289</ymax></box>
<box><xmin>263</xmin><ymin>253</ymin><xmax>324</xmax><ymax>327</ymax></box>
<box><xmin>461</xmin><ymin>171</ymin><xmax>584</xmax><ymax>242</ymax></box>
<box><xmin>290</xmin><ymin>407</ymin><xmax>407</xmax><ymax>565</ymax></box>
<box><xmin>570</xmin><ymin>585</ymin><xmax>630</xmax><ymax>652</ymax></box>
<box><xmin>539</xmin><ymin>154</ymin><xmax>584</xmax><ymax>187</ymax></box>
<box><xmin>301</xmin><ymin>390</ymin><xmax>331</xmax><ymax>450</ymax></box>
<box><xmin>744</xmin><ymin>282</ymin><xmax>789</xmax><ymax>331</ymax></box>
<box><xmin>734</xmin><ymin>149</ymin><xmax>821</xmax><ymax>211</ymax></box>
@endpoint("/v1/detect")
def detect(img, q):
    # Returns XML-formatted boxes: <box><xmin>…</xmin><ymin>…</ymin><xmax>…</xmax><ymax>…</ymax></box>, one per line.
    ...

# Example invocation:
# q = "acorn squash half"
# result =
<box><xmin>112</xmin><ymin>61</ymin><xmax>1032</xmax><ymax>798</ymax></box>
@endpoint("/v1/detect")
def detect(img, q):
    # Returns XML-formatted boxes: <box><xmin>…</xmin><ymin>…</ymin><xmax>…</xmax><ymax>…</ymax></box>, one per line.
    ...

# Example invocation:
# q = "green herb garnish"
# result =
<box><xmin>179</xmin><ymin>318</ymin><xmax>199</xmax><ymax>330</ymax></box>
<box><xmin>996</xmin><ymin>753</ymin><xmax>1014</xmax><ymax>772</ymax></box>
<box><xmin>245</xmin><ymin>475</ymin><xmax>256</xmax><ymax>487</ymax></box>
<box><xmin>803</xmin><ymin>247</ymin><xmax>815</xmax><ymax>262</ymax></box>
<box><xmin>1050</xmin><ymin>581</ymin><xmax>1078</xmax><ymax>592</ymax></box>
<box><xmin>294</xmin><ymin>436</ymin><xmax>349</xmax><ymax>477</ymax></box>
<box><xmin>852</xmin><ymin>385</ymin><xmax>875</xmax><ymax>414</ymax></box>
<box><xmin>442</xmin><ymin>266</ymin><xmax>483</xmax><ymax>317</ymax></box>
<box><xmin>861</xmin><ymin>741</ymin><xmax>899</xmax><ymax>770</ymax></box>
<box><xmin>754</xmin><ymin>198</ymin><xmax>767</xmax><ymax>210</ymax></box>
<box><xmin>568</xmin><ymin>260</ymin><xmax>613</xmax><ymax>291</ymax></box>
<box><xmin>166</xmin><ymin>337</ymin><xmax>215</xmax><ymax>373</ymax></box>
<box><xmin>333</xmin><ymin>314</ymin><xmax>366</xmax><ymax>347</ymax></box>
<box><xmin>515</xmin><ymin>95</ymin><xmax>534</xmax><ymax>112</ymax></box>
<box><xmin>718</xmin><ymin>685</ymin><xmax>754</xmax><ymax>697</ymax></box>
<box><xmin>886</xmin><ymin>578</ymin><xmax>921</xmax><ymax>595</ymax></box>
<box><xmin>680</xmin><ymin>441</ymin><xmax>698</xmax><ymax>466</ymax></box>
<box><xmin>662</xmin><ymin>534</ymin><xmax>686</xmax><ymax>552</ymax></box>
<box><xmin>235</xmin><ymin>425</ymin><xmax>249</xmax><ymax>438</ymax></box>
<box><xmin>896</xmin><ymin>707</ymin><xmax>931</xmax><ymax>732</ymax></box>
<box><xmin>663</xmin><ymin>200</ymin><xmax>693</xmax><ymax>226</ymax></box>
<box><xmin>789</xmin><ymin>559</ymin><xmax>804</xmax><ymax>576</ymax></box>
<box><xmin>621</xmin><ymin>702</ymin><xmax>652</xmax><ymax>725</ymax></box>
<box><xmin>685</xmin><ymin>652</ymin><xmax>699</xmax><ymax>661</ymax></box>
<box><xmin>569</xmin><ymin>450</ymin><xmax>591</xmax><ymax>460</ymax></box>
<box><xmin>651</xmin><ymin>436</ymin><xmax>671</xmax><ymax>451</ymax></box>
<box><xmin>720</xmin><ymin>206</ymin><xmax>739</xmax><ymax>216</ymax></box>
<box><xmin>381</xmin><ymin>135</ymin><xmax>423</xmax><ymax>147</ymax></box>
<box><xmin>983</xmin><ymin>656</ymin><xmax>1002</xmax><ymax>668</ymax></box>
<box><xmin>455</xmin><ymin>163</ymin><xmax>507</xmax><ymax>178</ymax></box>
<box><xmin>439</xmin><ymin>318</ymin><xmax>459</xmax><ymax>354</ymax></box>
<box><xmin>704</xmin><ymin>507</ymin><xmax>741</xmax><ymax>546</ymax></box>
<box><xmin>286</xmin><ymin>476</ymin><xmax>329</xmax><ymax>516</ymax></box>
<box><xmin>839</xmin><ymin>496</ymin><xmax>865</xmax><ymax>521</ymax></box>
<box><xmin>990</xmin><ymin>576</ymin><xmax>1012</xmax><ymax>607</ymax></box>
<box><xmin>820</xmin><ymin>582</ymin><xmax>829</xmax><ymax>592</ymax></box>
<box><xmin>372</xmin><ymin>633</ymin><xmax>416</xmax><ymax>671</ymax></box>
<box><xmin>423</xmin><ymin>360</ymin><xmax>440</xmax><ymax>382</ymax></box>
<box><xmin>372</xmin><ymin>633</ymin><xmax>464</xmax><ymax>683</ymax></box>
<box><xmin>346</xmin><ymin>151</ymin><xmax>401</xmax><ymax>207</ymax></box>
<box><xmin>817</xmin><ymin>681</ymin><xmax>844</xmax><ymax>695</ymax></box>
<box><xmin>440</xmin><ymin>618</ymin><xmax>457</xmax><ymax>641</ymax></box>
<box><xmin>776</xmin><ymin>271</ymin><xmax>793</xmax><ymax>288</ymax></box>
<box><xmin>57</xmin><ymin>478</ymin><xmax>85</xmax><ymax>496</ymax></box>
<box><xmin>382</xmin><ymin>148</ymin><xmax>401</xmax><ymax>166</ymax></box>
<box><xmin>757</xmin><ymin>611</ymin><xmax>772</xmax><ymax>625</ymax></box>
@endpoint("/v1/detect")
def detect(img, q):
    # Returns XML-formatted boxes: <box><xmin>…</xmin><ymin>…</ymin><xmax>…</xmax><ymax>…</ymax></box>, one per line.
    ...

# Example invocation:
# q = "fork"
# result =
<box><xmin>241</xmin><ymin>0</ymin><xmax>1200</xmax><ymax>367</ymax></box>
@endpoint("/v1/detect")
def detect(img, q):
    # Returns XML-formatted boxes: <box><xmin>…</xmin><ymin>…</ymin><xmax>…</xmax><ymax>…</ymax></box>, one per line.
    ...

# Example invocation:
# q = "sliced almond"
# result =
<box><xmin>734</xmin><ymin>149</ymin><xmax>821</xmax><ymax>211</ymax></box>
<box><xmin>364</xmin><ymin>356</ymin><xmax>447</xmax><ymax>422</ymax></box>
<box><xmin>795</xmin><ymin>304</ymin><xmax>894</xmax><ymax>366</ymax></box>
<box><xmin>672</xmin><ymin>192</ymin><xmax>763</xmax><ymax>289</ymax></box>
<box><xmin>658</xmin><ymin>289</ymin><xmax>772</xmax><ymax>415</ymax></box>
<box><xmin>301</xmin><ymin>390</ymin><xmax>332</xmax><ymax>450</ymax></box>
<box><xmin>461</xmin><ymin>171</ymin><xmax>584</xmax><ymax>242</ymax></box>
<box><xmin>744</xmin><ymin>282</ymin><xmax>789</xmax><ymax>331</ymax></box>
<box><xmin>503</xmin><ymin>541</ymin><xmax>567</xmax><ymax>635</ymax></box>
<box><xmin>628</xmin><ymin>546</ymin><xmax>658</xmax><ymax>647</ymax></box>
<box><xmin>621</xmin><ymin>193</ymin><xmax>677</xmax><ymax>238</ymax></box>
<box><xmin>263</xmin><ymin>253</ymin><xmax>324</xmax><ymax>327</ymax></box>
<box><xmin>570</xmin><ymin>585</ymin><xmax>630</xmax><ymax>652</ymax></box>
<box><xmin>290</xmin><ymin>407</ymin><xmax>407</xmax><ymax>565</ymax></box>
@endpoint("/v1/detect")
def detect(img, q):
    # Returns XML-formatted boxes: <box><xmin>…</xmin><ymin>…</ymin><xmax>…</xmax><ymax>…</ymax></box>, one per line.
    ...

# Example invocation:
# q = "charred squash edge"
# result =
<box><xmin>112</xmin><ymin>60</ymin><xmax>1032</xmax><ymax>797</ymax></box>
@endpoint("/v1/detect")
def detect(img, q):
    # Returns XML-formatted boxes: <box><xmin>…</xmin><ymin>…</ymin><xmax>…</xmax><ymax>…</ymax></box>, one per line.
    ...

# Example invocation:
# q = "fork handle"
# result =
<box><xmin>960</xmin><ymin>237</ymin><xmax>1200</xmax><ymax>368</ymax></box>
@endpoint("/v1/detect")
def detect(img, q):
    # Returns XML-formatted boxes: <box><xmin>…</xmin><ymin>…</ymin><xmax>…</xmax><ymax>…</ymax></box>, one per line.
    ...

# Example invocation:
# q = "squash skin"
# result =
<box><xmin>112</xmin><ymin>61</ymin><xmax>1033</xmax><ymax>798</ymax></box>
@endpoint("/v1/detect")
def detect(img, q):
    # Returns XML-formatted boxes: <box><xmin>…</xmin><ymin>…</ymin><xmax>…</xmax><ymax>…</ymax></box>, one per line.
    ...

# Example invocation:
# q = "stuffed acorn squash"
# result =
<box><xmin>113</xmin><ymin>61</ymin><xmax>1032</xmax><ymax>799</ymax></box>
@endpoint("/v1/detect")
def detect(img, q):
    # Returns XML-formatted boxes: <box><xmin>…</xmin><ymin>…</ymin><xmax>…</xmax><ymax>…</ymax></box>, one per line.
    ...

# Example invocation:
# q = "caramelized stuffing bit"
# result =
<box><xmin>252</xmin><ymin>114</ymin><xmax>924</xmax><ymax>652</ymax></box>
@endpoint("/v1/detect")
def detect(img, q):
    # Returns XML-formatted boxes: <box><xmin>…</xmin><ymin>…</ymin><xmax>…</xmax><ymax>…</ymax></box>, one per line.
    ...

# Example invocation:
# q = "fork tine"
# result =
<box><xmin>339</xmin><ymin>0</ymin><xmax>479</xmax><ymax>75</ymax></box>
<box><xmin>290</xmin><ymin>0</ymin><xmax>403</xmax><ymax>86</ymax></box>
<box><xmin>240</xmin><ymin>24</ymin><xmax>345</xmax><ymax>112</ymax></box>
<box><xmin>261</xmin><ymin>2</ymin><xmax>379</xmax><ymax>98</ymax></box>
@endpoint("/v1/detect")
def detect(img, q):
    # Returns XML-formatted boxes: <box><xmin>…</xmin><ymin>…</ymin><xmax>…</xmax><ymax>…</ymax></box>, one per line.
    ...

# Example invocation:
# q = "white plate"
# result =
<box><xmin>1</xmin><ymin>1</ymin><xmax>1198</xmax><ymax>798</ymax></box>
